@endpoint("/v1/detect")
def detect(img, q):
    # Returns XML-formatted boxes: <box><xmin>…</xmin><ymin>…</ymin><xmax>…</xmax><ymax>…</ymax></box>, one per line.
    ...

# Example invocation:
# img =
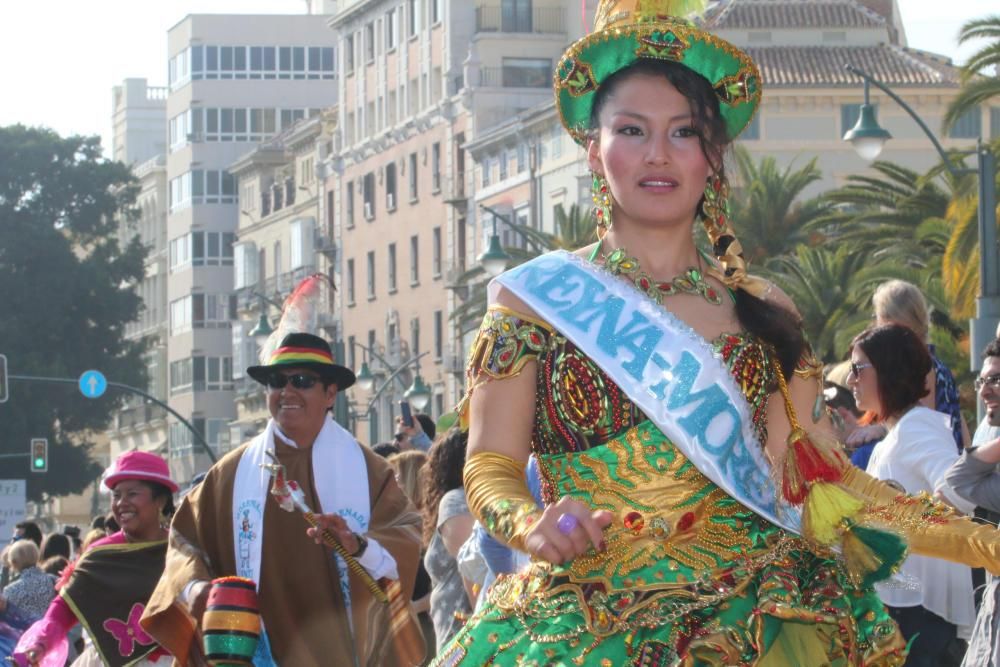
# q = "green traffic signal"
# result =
<box><xmin>30</xmin><ymin>438</ymin><xmax>47</xmax><ymax>473</ymax></box>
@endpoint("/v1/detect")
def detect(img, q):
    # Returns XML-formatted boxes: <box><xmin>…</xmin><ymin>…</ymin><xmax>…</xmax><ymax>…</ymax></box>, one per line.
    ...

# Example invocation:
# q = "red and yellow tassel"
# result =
<box><xmin>781</xmin><ymin>428</ymin><xmax>848</xmax><ymax>504</ymax></box>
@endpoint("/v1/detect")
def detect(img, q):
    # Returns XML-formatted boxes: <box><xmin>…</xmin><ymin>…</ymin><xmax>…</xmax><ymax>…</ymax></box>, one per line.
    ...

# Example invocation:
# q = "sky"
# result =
<box><xmin>0</xmin><ymin>0</ymin><xmax>992</xmax><ymax>156</ymax></box>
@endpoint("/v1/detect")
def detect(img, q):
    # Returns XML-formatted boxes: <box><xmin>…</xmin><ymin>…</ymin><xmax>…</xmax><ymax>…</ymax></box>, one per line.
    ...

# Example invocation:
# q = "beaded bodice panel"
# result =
<box><xmin>467</xmin><ymin>306</ymin><xmax>778</xmax><ymax>459</ymax></box>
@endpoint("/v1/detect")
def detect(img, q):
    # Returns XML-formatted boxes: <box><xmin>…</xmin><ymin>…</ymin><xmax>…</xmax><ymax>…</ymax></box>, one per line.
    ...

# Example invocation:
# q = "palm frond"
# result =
<box><xmin>943</xmin><ymin>78</ymin><xmax>1000</xmax><ymax>131</ymax></box>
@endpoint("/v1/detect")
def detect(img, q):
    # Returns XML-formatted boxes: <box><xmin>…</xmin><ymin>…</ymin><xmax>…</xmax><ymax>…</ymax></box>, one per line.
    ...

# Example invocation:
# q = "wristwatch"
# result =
<box><xmin>351</xmin><ymin>532</ymin><xmax>369</xmax><ymax>558</ymax></box>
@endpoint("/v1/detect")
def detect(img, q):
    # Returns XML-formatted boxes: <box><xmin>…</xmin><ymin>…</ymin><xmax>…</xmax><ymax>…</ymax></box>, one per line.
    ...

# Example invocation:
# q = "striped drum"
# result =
<box><xmin>202</xmin><ymin>576</ymin><xmax>260</xmax><ymax>666</ymax></box>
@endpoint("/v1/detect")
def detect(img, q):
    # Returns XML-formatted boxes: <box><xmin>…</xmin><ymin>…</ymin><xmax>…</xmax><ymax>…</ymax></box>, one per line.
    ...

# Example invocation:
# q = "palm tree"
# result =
<box><xmin>943</xmin><ymin>15</ymin><xmax>1000</xmax><ymax>133</ymax></box>
<box><xmin>809</xmin><ymin>161</ymin><xmax>953</xmax><ymax>268</ymax></box>
<box><xmin>768</xmin><ymin>245</ymin><xmax>875</xmax><ymax>362</ymax></box>
<box><xmin>809</xmin><ymin>159</ymin><xmax>973</xmax><ymax>347</ymax></box>
<box><xmin>942</xmin><ymin>190</ymin><xmax>984</xmax><ymax>320</ymax></box>
<box><xmin>725</xmin><ymin>147</ymin><xmax>831</xmax><ymax>270</ymax></box>
<box><xmin>450</xmin><ymin>204</ymin><xmax>597</xmax><ymax>333</ymax></box>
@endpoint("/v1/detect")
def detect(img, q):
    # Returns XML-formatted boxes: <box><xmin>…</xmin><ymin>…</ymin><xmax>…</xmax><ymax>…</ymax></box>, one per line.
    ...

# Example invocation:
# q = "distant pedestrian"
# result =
<box><xmin>39</xmin><ymin>534</ymin><xmax>70</xmax><ymax>563</ymax></box>
<box><xmin>396</xmin><ymin>413</ymin><xmax>437</xmax><ymax>452</ymax></box>
<box><xmin>946</xmin><ymin>338</ymin><xmax>1000</xmax><ymax>667</ymax></box>
<box><xmin>373</xmin><ymin>441</ymin><xmax>402</xmax><ymax>458</ymax></box>
<box><xmin>422</xmin><ymin>428</ymin><xmax>475</xmax><ymax>652</ymax></box>
<box><xmin>1</xmin><ymin>540</ymin><xmax>55</xmax><ymax>619</ymax></box>
<box><xmin>12</xmin><ymin>522</ymin><xmax>42</xmax><ymax>549</ymax></box>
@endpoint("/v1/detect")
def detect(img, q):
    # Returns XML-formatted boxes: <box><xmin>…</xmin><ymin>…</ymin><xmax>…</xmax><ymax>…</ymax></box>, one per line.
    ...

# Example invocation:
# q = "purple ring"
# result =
<box><xmin>556</xmin><ymin>513</ymin><xmax>579</xmax><ymax>535</ymax></box>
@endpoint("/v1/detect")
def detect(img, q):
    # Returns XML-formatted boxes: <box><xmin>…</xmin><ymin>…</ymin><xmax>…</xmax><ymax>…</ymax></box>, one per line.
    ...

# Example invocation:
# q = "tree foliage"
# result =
<box><xmin>726</xmin><ymin>147</ymin><xmax>831</xmax><ymax>270</ymax></box>
<box><xmin>0</xmin><ymin>125</ymin><xmax>147</xmax><ymax>501</ymax></box>
<box><xmin>943</xmin><ymin>14</ymin><xmax>1000</xmax><ymax>132</ymax></box>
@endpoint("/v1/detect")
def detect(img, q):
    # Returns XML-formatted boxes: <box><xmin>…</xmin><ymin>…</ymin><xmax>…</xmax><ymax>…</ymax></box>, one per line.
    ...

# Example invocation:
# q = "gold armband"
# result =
<box><xmin>464</xmin><ymin>452</ymin><xmax>542</xmax><ymax>552</ymax></box>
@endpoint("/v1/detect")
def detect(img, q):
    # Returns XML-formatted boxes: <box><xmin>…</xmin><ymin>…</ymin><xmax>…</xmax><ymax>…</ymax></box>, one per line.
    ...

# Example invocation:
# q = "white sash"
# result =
<box><xmin>493</xmin><ymin>250</ymin><xmax>801</xmax><ymax>534</ymax></box>
<box><xmin>232</xmin><ymin>415</ymin><xmax>371</xmax><ymax>623</ymax></box>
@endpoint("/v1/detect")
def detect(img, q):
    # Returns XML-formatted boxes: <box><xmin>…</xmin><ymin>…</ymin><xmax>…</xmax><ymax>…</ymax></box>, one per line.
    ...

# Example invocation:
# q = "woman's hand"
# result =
<box><xmin>523</xmin><ymin>497</ymin><xmax>613</xmax><ymax>565</ymax></box>
<box><xmin>308</xmin><ymin>514</ymin><xmax>361</xmax><ymax>555</ymax></box>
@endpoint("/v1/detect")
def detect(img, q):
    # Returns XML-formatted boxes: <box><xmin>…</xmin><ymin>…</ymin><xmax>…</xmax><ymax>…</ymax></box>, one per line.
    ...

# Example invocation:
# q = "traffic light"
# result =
<box><xmin>30</xmin><ymin>438</ymin><xmax>48</xmax><ymax>473</ymax></box>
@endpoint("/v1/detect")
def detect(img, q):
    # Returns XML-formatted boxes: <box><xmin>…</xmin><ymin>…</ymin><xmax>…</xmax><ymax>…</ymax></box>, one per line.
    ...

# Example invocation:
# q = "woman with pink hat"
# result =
<box><xmin>12</xmin><ymin>451</ymin><xmax>177</xmax><ymax>667</ymax></box>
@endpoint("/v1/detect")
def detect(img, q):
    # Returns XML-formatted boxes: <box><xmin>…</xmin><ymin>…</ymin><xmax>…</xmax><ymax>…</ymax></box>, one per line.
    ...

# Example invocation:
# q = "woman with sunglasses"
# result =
<box><xmin>849</xmin><ymin>324</ymin><xmax>976</xmax><ymax>666</ymax></box>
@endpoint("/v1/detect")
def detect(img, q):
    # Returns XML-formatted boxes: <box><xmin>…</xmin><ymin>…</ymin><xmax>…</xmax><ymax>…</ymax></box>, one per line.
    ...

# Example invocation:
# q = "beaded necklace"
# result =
<box><xmin>594</xmin><ymin>244</ymin><xmax>724</xmax><ymax>306</ymax></box>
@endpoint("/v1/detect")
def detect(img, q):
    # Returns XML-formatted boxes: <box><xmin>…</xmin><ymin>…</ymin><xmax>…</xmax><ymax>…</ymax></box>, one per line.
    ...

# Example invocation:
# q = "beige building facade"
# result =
<box><xmin>230</xmin><ymin>114</ymin><xmax>337</xmax><ymax>444</ymax></box>
<box><xmin>711</xmin><ymin>0</ymin><xmax>996</xmax><ymax>194</ymax></box>
<box><xmin>93</xmin><ymin>79</ymin><xmax>171</xmax><ymax>524</ymax></box>
<box><xmin>325</xmin><ymin>0</ymin><xmax>595</xmax><ymax>443</ymax></box>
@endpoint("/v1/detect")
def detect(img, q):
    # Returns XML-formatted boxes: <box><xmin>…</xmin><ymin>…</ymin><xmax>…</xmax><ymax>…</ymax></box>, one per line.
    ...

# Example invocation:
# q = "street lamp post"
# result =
<box><xmin>478</xmin><ymin>204</ymin><xmax>512</xmax><ymax>276</ymax></box>
<box><xmin>347</xmin><ymin>340</ymin><xmax>433</xmax><ymax>441</ymax></box>
<box><xmin>843</xmin><ymin>64</ymin><xmax>1000</xmax><ymax>381</ymax></box>
<box><xmin>248</xmin><ymin>292</ymin><xmax>284</xmax><ymax>343</ymax></box>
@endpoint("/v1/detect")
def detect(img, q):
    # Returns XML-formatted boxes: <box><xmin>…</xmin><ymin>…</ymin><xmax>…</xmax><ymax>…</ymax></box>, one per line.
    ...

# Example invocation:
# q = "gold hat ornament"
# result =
<box><xmin>555</xmin><ymin>0</ymin><xmax>762</xmax><ymax>146</ymax></box>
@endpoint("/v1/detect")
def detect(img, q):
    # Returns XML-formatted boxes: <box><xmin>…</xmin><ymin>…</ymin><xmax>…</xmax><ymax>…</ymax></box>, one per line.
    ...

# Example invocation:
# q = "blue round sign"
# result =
<box><xmin>78</xmin><ymin>370</ymin><xmax>107</xmax><ymax>399</ymax></box>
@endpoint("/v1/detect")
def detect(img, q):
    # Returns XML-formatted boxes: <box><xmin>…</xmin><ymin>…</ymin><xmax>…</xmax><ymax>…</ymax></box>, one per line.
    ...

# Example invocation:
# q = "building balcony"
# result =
<box><xmin>475</xmin><ymin>5</ymin><xmax>566</xmax><ymax>34</ymax></box>
<box><xmin>479</xmin><ymin>66</ymin><xmax>551</xmax><ymax>89</ymax></box>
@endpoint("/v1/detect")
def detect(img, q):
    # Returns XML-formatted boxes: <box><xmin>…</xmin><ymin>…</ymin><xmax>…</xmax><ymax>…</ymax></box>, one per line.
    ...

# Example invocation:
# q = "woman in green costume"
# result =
<box><xmin>434</xmin><ymin>2</ymin><xmax>1000</xmax><ymax>665</ymax></box>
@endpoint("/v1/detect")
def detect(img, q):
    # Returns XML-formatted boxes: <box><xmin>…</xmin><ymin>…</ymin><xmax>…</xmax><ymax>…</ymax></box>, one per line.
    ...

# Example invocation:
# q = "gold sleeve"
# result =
<box><xmin>841</xmin><ymin>465</ymin><xmax>1000</xmax><ymax>575</ymax></box>
<box><xmin>464</xmin><ymin>452</ymin><xmax>542</xmax><ymax>552</ymax></box>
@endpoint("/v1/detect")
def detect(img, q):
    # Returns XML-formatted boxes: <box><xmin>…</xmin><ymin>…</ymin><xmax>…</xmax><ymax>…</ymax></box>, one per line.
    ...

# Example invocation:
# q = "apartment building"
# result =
<box><xmin>66</xmin><ymin>78</ymin><xmax>172</xmax><ymax>526</ymax></box>
<box><xmin>164</xmin><ymin>15</ymin><xmax>337</xmax><ymax>483</ymax></box>
<box><xmin>230</xmin><ymin>113</ymin><xmax>338</xmax><ymax>444</ymax></box>
<box><xmin>324</xmin><ymin>0</ymin><xmax>594</xmax><ymax>444</ymax></box>
<box><xmin>466</xmin><ymin>100</ymin><xmax>587</xmax><ymax>263</ymax></box>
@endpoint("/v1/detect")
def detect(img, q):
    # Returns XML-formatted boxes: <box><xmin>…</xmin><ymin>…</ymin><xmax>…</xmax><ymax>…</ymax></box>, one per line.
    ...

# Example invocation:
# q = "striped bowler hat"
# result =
<box><xmin>246</xmin><ymin>332</ymin><xmax>356</xmax><ymax>390</ymax></box>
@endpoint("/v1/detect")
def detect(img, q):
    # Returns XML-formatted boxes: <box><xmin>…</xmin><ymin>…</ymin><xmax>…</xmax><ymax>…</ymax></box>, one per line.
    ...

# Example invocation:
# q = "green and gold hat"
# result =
<box><xmin>555</xmin><ymin>0</ymin><xmax>762</xmax><ymax>145</ymax></box>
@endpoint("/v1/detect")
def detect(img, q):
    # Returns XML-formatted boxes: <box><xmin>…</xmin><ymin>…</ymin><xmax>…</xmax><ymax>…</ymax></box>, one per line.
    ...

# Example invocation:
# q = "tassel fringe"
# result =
<box><xmin>841</xmin><ymin>522</ymin><xmax>908</xmax><ymax>587</ymax></box>
<box><xmin>781</xmin><ymin>429</ymin><xmax>848</xmax><ymax>504</ymax></box>
<box><xmin>803</xmin><ymin>482</ymin><xmax>863</xmax><ymax>546</ymax></box>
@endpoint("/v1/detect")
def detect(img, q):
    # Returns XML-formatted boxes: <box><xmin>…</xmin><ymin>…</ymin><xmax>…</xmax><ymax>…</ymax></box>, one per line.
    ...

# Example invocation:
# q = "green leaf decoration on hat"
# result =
<box><xmin>636</xmin><ymin>30</ymin><xmax>690</xmax><ymax>61</ymax></box>
<box><xmin>559</xmin><ymin>59</ymin><xmax>599</xmax><ymax>97</ymax></box>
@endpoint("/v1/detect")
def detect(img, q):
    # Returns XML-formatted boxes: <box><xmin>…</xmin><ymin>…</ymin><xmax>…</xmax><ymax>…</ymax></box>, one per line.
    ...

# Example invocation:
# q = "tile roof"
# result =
<box><xmin>748</xmin><ymin>45</ymin><xmax>962</xmax><ymax>87</ymax></box>
<box><xmin>706</xmin><ymin>0</ymin><xmax>884</xmax><ymax>29</ymax></box>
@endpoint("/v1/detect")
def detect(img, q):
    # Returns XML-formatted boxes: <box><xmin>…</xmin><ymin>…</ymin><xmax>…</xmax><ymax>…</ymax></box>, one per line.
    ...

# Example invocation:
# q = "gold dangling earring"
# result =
<box><xmin>591</xmin><ymin>172</ymin><xmax>612</xmax><ymax>239</ymax></box>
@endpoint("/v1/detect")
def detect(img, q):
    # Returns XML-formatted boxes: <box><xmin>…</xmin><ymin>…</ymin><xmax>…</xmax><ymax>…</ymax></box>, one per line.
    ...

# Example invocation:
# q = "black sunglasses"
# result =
<box><xmin>266</xmin><ymin>373</ymin><xmax>322</xmax><ymax>390</ymax></box>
